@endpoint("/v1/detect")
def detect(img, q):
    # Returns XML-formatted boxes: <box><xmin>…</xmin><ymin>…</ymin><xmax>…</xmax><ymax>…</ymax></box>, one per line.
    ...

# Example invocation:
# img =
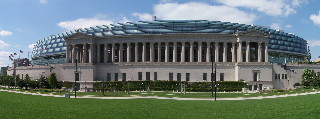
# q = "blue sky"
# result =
<box><xmin>0</xmin><ymin>0</ymin><xmax>319</xmax><ymax>67</ymax></box>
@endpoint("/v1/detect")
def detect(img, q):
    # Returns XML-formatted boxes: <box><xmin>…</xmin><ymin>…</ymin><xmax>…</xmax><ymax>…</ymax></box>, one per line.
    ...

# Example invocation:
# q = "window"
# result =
<box><xmin>253</xmin><ymin>72</ymin><xmax>258</xmax><ymax>81</ymax></box>
<box><xmin>114</xmin><ymin>73</ymin><xmax>118</xmax><ymax>81</ymax></box>
<box><xmin>122</xmin><ymin>73</ymin><xmax>126</xmax><ymax>81</ymax></box>
<box><xmin>278</xmin><ymin>74</ymin><xmax>281</xmax><ymax>79</ymax></box>
<box><xmin>220</xmin><ymin>73</ymin><xmax>224</xmax><ymax>81</ymax></box>
<box><xmin>186</xmin><ymin>73</ymin><xmax>190</xmax><ymax>81</ymax></box>
<box><xmin>138</xmin><ymin>72</ymin><xmax>142</xmax><ymax>80</ymax></box>
<box><xmin>58</xmin><ymin>43</ymin><xmax>64</xmax><ymax>46</ymax></box>
<box><xmin>282</xmin><ymin>74</ymin><xmax>284</xmax><ymax>79</ymax></box>
<box><xmin>275</xmin><ymin>74</ymin><xmax>277</xmax><ymax>79</ymax></box>
<box><xmin>203</xmin><ymin>73</ymin><xmax>207</xmax><ymax>80</ymax></box>
<box><xmin>169</xmin><ymin>73</ymin><xmax>173</xmax><ymax>81</ymax></box>
<box><xmin>211</xmin><ymin>73</ymin><xmax>216</xmax><ymax>81</ymax></box>
<box><xmin>154</xmin><ymin>72</ymin><xmax>157</xmax><ymax>80</ymax></box>
<box><xmin>107</xmin><ymin>73</ymin><xmax>111</xmax><ymax>81</ymax></box>
<box><xmin>285</xmin><ymin>74</ymin><xmax>287</xmax><ymax>79</ymax></box>
<box><xmin>146</xmin><ymin>72</ymin><xmax>150</xmax><ymax>81</ymax></box>
<box><xmin>248</xmin><ymin>85</ymin><xmax>253</xmax><ymax>90</ymax></box>
<box><xmin>177</xmin><ymin>73</ymin><xmax>181</xmax><ymax>81</ymax></box>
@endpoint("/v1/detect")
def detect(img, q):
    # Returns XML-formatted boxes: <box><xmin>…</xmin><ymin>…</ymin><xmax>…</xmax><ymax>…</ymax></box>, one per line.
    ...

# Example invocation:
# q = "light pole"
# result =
<box><xmin>74</xmin><ymin>59</ymin><xmax>78</xmax><ymax>98</ymax></box>
<box><xmin>128</xmin><ymin>79</ymin><xmax>131</xmax><ymax>96</ymax></box>
<box><xmin>211</xmin><ymin>45</ymin><xmax>217</xmax><ymax>101</ymax></box>
<box><xmin>13</xmin><ymin>60</ymin><xmax>17</xmax><ymax>88</ymax></box>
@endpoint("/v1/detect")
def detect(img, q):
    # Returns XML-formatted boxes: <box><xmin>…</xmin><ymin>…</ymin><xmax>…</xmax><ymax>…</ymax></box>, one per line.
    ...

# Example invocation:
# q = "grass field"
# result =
<box><xmin>4</xmin><ymin>88</ymin><xmax>316</xmax><ymax>98</ymax></box>
<box><xmin>0</xmin><ymin>90</ymin><xmax>320</xmax><ymax>118</ymax></box>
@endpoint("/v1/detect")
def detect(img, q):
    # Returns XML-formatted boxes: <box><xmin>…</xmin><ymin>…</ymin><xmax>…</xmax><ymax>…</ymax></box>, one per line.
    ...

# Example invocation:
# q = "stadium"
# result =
<box><xmin>9</xmin><ymin>20</ymin><xmax>317</xmax><ymax>91</ymax></box>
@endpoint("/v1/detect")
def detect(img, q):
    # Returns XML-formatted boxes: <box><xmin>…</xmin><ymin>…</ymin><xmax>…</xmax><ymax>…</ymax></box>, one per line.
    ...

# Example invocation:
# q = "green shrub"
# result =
<box><xmin>92</xmin><ymin>81</ymin><xmax>245</xmax><ymax>92</ymax></box>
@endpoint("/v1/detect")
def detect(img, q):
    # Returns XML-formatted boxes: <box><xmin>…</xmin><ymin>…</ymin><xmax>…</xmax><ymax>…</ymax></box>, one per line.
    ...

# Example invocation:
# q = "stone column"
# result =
<box><xmin>198</xmin><ymin>42</ymin><xmax>202</xmax><ymax>62</ymax></box>
<box><xmin>258</xmin><ymin>42</ymin><xmax>262</xmax><ymax>62</ymax></box>
<box><xmin>127</xmin><ymin>43</ymin><xmax>131</xmax><ymax>62</ymax></box>
<box><xmin>150</xmin><ymin>42</ymin><xmax>154</xmax><ymax>62</ymax></box>
<box><xmin>215</xmin><ymin>42</ymin><xmax>219</xmax><ymax>62</ymax></box>
<box><xmin>89</xmin><ymin>44</ymin><xmax>93</xmax><ymax>63</ymax></box>
<box><xmin>173</xmin><ymin>42</ymin><xmax>177</xmax><ymax>62</ymax></box>
<box><xmin>142</xmin><ymin>42</ymin><xmax>146</xmax><ymax>62</ymax></box>
<box><xmin>83</xmin><ymin>44</ymin><xmax>87</xmax><ymax>63</ymax></box>
<box><xmin>181</xmin><ymin>42</ymin><xmax>185</xmax><ymax>62</ymax></box>
<box><xmin>190</xmin><ymin>42</ymin><xmax>194</xmax><ymax>62</ymax></box>
<box><xmin>246</xmin><ymin>41</ymin><xmax>250</xmax><ymax>62</ymax></box>
<box><xmin>111</xmin><ymin>43</ymin><xmax>115</xmax><ymax>62</ymax></box>
<box><xmin>104</xmin><ymin>44</ymin><xmax>108</xmax><ymax>63</ymax></box>
<box><xmin>158</xmin><ymin>42</ymin><xmax>161</xmax><ymax>62</ymax></box>
<box><xmin>66</xmin><ymin>45</ymin><xmax>71</xmax><ymax>63</ymax></box>
<box><xmin>72</xmin><ymin>44</ymin><xmax>76</xmax><ymax>63</ymax></box>
<box><xmin>238</xmin><ymin>42</ymin><xmax>242</xmax><ymax>62</ymax></box>
<box><xmin>119</xmin><ymin>43</ymin><xmax>123</xmax><ymax>62</ymax></box>
<box><xmin>135</xmin><ymin>42</ymin><xmax>138</xmax><ymax>62</ymax></box>
<box><xmin>265</xmin><ymin>42</ymin><xmax>269</xmax><ymax>62</ymax></box>
<box><xmin>223</xmin><ymin>42</ymin><xmax>227</xmax><ymax>62</ymax></box>
<box><xmin>97</xmin><ymin>44</ymin><xmax>101</xmax><ymax>63</ymax></box>
<box><xmin>231</xmin><ymin>42</ymin><xmax>235</xmax><ymax>62</ymax></box>
<box><xmin>206</xmin><ymin>42</ymin><xmax>210</xmax><ymax>62</ymax></box>
<box><xmin>165</xmin><ymin>42</ymin><xmax>169</xmax><ymax>62</ymax></box>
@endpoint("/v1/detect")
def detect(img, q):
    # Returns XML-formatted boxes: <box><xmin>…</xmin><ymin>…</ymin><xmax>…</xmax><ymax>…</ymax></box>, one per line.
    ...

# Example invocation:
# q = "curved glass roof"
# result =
<box><xmin>32</xmin><ymin>20</ymin><xmax>307</xmax><ymax>58</ymax></box>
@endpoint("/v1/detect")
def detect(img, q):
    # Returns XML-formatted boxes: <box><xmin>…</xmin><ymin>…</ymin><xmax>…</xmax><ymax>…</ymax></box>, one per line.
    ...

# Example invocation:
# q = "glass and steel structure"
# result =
<box><xmin>32</xmin><ymin>20</ymin><xmax>307</xmax><ymax>65</ymax></box>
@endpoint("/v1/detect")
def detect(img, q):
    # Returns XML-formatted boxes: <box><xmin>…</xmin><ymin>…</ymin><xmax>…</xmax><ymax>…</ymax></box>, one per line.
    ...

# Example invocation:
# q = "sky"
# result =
<box><xmin>0</xmin><ymin>0</ymin><xmax>320</xmax><ymax>67</ymax></box>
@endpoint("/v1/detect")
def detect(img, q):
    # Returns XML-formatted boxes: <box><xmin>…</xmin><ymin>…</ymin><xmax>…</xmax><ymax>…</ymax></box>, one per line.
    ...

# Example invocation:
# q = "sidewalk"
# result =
<box><xmin>1</xmin><ymin>89</ymin><xmax>319</xmax><ymax>101</ymax></box>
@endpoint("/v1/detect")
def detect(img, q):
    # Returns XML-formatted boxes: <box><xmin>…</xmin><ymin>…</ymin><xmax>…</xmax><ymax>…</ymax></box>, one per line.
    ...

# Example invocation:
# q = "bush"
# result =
<box><xmin>92</xmin><ymin>81</ymin><xmax>246</xmax><ymax>92</ymax></box>
<box><xmin>293</xmin><ymin>83</ymin><xmax>300</xmax><ymax>86</ymax></box>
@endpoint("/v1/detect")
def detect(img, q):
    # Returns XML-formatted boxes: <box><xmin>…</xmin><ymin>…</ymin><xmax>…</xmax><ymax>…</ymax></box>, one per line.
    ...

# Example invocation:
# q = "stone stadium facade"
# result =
<box><xmin>8</xmin><ymin>20</ymin><xmax>319</xmax><ymax>91</ymax></box>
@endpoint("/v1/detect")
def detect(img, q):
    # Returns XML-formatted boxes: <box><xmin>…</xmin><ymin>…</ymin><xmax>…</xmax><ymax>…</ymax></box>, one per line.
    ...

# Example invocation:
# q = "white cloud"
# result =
<box><xmin>285</xmin><ymin>24</ymin><xmax>292</xmax><ymax>28</ymax></box>
<box><xmin>215</xmin><ymin>0</ymin><xmax>301</xmax><ymax>17</ymax></box>
<box><xmin>148</xmin><ymin>2</ymin><xmax>256</xmax><ymax>24</ymax></box>
<box><xmin>58</xmin><ymin>17</ymin><xmax>114</xmax><ymax>30</ymax></box>
<box><xmin>291</xmin><ymin>0</ymin><xmax>308</xmax><ymax>7</ymax></box>
<box><xmin>0</xmin><ymin>51</ymin><xmax>12</xmax><ymax>56</ymax></box>
<box><xmin>0</xmin><ymin>40</ymin><xmax>10</xmax><ymax>47</ymax></box>
<box><xmin>28</xmin><ymin>43</ymin><xmax>36</xmax><ymax>50</ymax></box>
<box><xmin>307</xmin><ymin>40</ymin><xmax>320</xmax><ymax>47</ymax></box>
<box><xmin>310</xmin><ymin>11</ymin><xmax>320</xmax><ymax>27</ymax></box>
<box><xmin>0</xmin><ymin>30</ymin><xmax>13</xmax><ymax>36</ymax></box>
<box><xmin>119</xmin><ymin>17</ymin><xmax>131</xmax><ymax>23</ymax></box>
<box><xmin>0</xmin><ymin>61</ymin><xmax>8</xmax><ymax>67</ymax></box>
<box><xmin>271</xmin><ymin>23</ymin><xmax>281</xmax><ymax>30</ymax></box>
<box><xmin>132</xmin><ymin>12</ymin><xmax>153</xmax><ymax>21</ymax></box>
<box><xmin>39</xmin><ymin>0</ymin><xmax>47</xmax><ymax>4</ymax></box>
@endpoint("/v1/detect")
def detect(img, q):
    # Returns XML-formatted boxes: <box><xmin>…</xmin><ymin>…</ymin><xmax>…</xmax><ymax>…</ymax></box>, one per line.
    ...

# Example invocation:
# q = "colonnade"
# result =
<box><xmin>66</xmin><ymin>41</ymin><xmax>269</xmax><ymax>63</ymax></box>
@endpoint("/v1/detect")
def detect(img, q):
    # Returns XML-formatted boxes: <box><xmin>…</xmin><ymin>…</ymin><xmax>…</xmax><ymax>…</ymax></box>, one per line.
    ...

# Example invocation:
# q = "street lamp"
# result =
<box><xmin>74</xmin><ymin>59</ymin><xmax>78</xmax><ymax>98</ymax></box>
<box><xmin>128</xmin><ymin>79</ymin><xmax>131</xmax><ymax>96</ymax></box>
<box><xmin>210</xmin><ymin>45</ymin><xmax>217</xmax><ymax>101</ymax></box>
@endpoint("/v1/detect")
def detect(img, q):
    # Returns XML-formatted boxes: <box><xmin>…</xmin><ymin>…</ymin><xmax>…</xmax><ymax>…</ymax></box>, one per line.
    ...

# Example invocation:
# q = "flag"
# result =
<box><xmin>9</xmin><ymin>56</ymin><xmax>13</xmax><ymax>61</ymax></box>
<box><xmin>20</xmin><ymin>50</ymin><xmax>23</xmax><ymax>53</ymax></box>
<box><xmin>14</xmin><ymin>53</ymin><xmax>17</xmax><ymax>55</ymax></box>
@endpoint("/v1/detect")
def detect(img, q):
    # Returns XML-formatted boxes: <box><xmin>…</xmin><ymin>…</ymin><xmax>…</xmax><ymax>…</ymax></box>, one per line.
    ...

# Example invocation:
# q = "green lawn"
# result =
<box><xmin>4</xmin><ymin>88</ymin><xmax>317</xmax><ymax>98</ymax></box>
<box><xmin>0</xmin><ymin>91</ymin><xmax>319</xmax><ymax>118</ymax></box>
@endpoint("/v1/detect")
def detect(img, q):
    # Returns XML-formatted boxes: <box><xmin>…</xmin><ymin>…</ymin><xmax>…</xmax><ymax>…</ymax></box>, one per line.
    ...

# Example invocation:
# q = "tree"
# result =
<box><xmin>38</xmin><ymin>76</ymin><xmax>50</xmax><ymax>89</ymax></box>
<box><xmin>17</xmin><ymin>80</ymin><xmax>25</xmax><ymax>89</ymax></box>
<box><xmin>307</xmin><ymin>46</ymin><xmax>311</xmax><ymax>62</ymax></box>
<box><xmin>24</xmin><ymin>74</ymin><xmax>31</xmax><ymax>89</ymax></box>
<box><xmin>48</xmin><ymin>72</ymin><xmax>58</xmax><ymax>89</ymax></box>
<box><xmin>301</xmin><ymin>69</ymin><xmax>319</xmax><ymax>88</ymax></box>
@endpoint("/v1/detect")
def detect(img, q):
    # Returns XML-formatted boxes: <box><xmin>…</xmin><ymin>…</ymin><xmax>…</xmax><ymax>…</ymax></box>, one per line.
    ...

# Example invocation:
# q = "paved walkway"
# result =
<box><xmin>1</xmin><ymin>89</ymin><xmax>320</xmax><ymax>101</ymax></box>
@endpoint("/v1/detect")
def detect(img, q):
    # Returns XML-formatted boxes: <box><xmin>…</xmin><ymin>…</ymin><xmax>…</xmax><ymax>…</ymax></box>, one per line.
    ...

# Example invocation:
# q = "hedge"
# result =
<box><xmin>92</xmin><ymin>81</ymin><xmax>247</xmax><ymax>92</ymax></box>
